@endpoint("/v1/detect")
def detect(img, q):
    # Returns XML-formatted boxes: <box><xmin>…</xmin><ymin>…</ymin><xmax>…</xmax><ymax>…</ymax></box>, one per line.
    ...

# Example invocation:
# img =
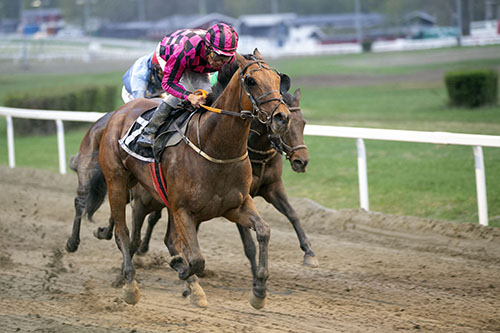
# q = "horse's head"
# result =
<box><xmin>274</xmin><ymin>89</ymin><xmax>309</xmax><ymax>173</ymax></box>
<box><xmin>236</xmin><ymin>49</ymin><xmax>290</xmax><ymax>136</ymax></box>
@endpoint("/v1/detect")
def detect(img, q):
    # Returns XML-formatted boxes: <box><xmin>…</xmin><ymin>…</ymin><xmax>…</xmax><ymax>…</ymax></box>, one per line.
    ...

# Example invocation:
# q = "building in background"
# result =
<box><xmin>20</xmin><ymin>8</ymin><xmax>65</xmax><ymax>36</ymax></box>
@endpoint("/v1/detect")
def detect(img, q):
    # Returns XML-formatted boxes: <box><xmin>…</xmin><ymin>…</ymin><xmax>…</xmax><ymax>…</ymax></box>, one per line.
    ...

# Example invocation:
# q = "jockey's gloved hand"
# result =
<box><xmin>187</xmin><ymin>93</ymin><xmax>206</xmax><ymax>108</ymax></box>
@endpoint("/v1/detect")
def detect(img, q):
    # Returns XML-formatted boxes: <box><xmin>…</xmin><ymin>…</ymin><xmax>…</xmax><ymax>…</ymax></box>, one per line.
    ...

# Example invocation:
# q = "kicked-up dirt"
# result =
<box><xmin>0</xmin><ymin>166</ymin><xmax>499</xmax><ymax>332</ymax></box>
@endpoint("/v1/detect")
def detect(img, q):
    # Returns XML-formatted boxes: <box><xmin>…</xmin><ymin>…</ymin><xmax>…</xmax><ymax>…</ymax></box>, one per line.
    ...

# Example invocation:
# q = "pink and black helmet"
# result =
<box><xmin>204</xmin><ymin>23</ymin><xmax>239</xmax><ymax>57</ymax></box>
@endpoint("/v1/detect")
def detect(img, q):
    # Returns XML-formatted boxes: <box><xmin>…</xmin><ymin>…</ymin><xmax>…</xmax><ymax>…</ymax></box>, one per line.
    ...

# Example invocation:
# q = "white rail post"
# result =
<box><xmin>55</xmin><ymin>119</ymin><xmax>66</xmax><ymax>175</ymax></box>
<box><xmin>6</xmin><ymin>115</ymin><xmax>15</xmax><ymax>168</ymax></box>
<box><xmin>356</xmin><ymin>138</ymin><xmax>369</xmax><ymax>211</ymax></box>
<box><xmin>473</xmin><ymin>146</ymin><xmax>488</xmax><ymax>226</ymax></box>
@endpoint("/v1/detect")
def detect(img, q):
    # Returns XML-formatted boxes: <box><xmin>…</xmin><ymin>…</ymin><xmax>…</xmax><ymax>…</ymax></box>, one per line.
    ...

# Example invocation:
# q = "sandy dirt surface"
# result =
<box><xmin>0</xmin><ymin>166</ymin><xmax>499</xmax><ymax>332</ymax></box>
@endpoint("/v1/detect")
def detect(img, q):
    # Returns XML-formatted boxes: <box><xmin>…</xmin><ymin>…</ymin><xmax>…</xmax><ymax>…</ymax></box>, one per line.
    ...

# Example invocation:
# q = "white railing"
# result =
<box><xmin>2</xmin><ymin>106</ymin><xmax>500</xmax><ymax>226</ymax></box>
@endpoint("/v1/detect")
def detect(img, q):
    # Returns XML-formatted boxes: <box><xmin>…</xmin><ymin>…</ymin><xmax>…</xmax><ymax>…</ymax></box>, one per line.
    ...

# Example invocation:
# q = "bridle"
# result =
<box><xmin>187</xmin><ymin>57</ymin><xmax>289</xmax><ymax>164</ymax></box>
<box><xmin>239</xmin><ymin>59</ymin><xmax>288</xmax><ymax>126</ymax></box>
<box><xmin>248</xmin><ymin>106</ymin><xmax>307</xmax><ymax>161</ymax></box>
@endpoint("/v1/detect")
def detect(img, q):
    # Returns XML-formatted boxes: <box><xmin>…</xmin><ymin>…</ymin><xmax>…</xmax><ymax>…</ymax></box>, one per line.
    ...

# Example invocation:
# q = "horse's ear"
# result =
<box><xmin>235</xmin><ymin>53</ymin><xmax>248</xmax><ymax>68</ymax></box>
<box><xmin>253</xmin><ymin>48</ymin><xmax>264</xmax><ymax>59</ymax></box>
<box><xmin>293</xmin><ymin>88</ymin><xmax>301</xmax><ymax>101</ymax></box>
<box><xmin>280</xmin><ymin>73</ymin><xmax>291</xmax><ymax>94</ymax></box>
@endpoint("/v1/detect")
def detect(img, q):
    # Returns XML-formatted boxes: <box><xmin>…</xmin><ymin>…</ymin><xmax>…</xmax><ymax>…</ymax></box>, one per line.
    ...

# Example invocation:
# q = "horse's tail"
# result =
<box><xmin>69</xmin><ymin>154</ymin><xmax>79</xmax><ymax>173</ymax></box>
<box><xmin>85</xmin><ymin>165</ymin><xmax>107</xmax><ymax>221</ymax></box>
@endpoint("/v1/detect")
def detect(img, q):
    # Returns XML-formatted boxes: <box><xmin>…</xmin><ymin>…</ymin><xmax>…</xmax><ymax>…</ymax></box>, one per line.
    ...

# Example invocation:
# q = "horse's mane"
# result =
<box><xmin>205</xmin><ymin>54</ymin><xmax>293</xmax><ymax>107</ymax></box>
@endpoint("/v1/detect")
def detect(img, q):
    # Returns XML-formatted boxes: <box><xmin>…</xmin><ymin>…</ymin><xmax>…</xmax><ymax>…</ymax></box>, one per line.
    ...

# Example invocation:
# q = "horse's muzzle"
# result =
<box><xmin>291</xmin><ymin>155</ymin><xmax>309</xmax><ymax>173</ymax></box>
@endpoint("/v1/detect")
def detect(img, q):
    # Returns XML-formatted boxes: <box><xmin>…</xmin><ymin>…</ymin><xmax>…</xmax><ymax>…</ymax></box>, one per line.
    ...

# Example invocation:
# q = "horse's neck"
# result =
<box><xmin>249</xmin><ymin>121</ymin><xmax>272</xmax><ymax>151</ymax></box>
<box><xmin>195</xmin><ymin>73</ymin><xmax>251</xmax><ymax>158</ymax></box>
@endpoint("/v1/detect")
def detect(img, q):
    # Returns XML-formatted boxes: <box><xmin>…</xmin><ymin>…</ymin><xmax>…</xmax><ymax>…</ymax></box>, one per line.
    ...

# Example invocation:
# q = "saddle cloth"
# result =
<box><xmin>118</xmin><ymin>108</ymin><xmax>196</xmax><ymax>163</ymax></box>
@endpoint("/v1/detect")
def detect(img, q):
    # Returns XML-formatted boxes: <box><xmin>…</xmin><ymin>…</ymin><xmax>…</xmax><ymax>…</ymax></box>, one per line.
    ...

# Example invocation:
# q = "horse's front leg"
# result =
<box><xmin>129</xmin><ymin>197</ymin><xmax>153</xmax><ymax>257</ymax></box>
<box><xmin>137</xmin><ymin>209</ymin><xmax>162</xmax><ymax>255</ymax></box>
<box><xmin>225</xmin><ymin>196</ymin><xmax>270</xmax><ymax>310</ymax></box>
<box><xmin>262</xmin><ymin>181</ymin><xmax>318</xmax><ymax>268</ymax></box>
<box><xmin>236</xmin><ymin>224</ymin><xmax>257</xmax><ymax>279</ymax></box>
<box><xmin>164</xmin><ymin>209</ymin><xmax>208</xmax><ymax>307</ymax></box>
<box><xmin>107</xmin><ymin>176</ymin><xmax>139</xmax><ymax>305</ymax></box>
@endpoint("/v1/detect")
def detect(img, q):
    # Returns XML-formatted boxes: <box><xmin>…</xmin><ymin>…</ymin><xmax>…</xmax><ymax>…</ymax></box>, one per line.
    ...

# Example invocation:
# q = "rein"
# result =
<box><xmin>183</xmin><ymin>59</ymin><xmax>285</xmax><ymax>164</ymax></box>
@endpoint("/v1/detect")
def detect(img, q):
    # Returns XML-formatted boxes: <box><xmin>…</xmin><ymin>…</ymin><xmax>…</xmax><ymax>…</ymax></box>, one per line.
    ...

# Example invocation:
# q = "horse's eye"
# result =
<box><xmin>246</xmin><ymin>77</ymin><xmax>257</xmax><ymax>87</ymax></box>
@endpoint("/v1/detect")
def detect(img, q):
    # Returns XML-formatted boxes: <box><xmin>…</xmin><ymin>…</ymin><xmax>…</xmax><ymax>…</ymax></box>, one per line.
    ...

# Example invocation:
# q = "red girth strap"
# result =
<box><xmin>148</xmin><ymin>162</ymin><xmax>170</xmax><ymax>208</ymax></box>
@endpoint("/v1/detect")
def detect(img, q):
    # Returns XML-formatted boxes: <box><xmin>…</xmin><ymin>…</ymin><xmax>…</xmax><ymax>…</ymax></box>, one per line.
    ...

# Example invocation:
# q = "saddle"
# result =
<box><xmin>118</xmin><ymin>106</ymin><xmax>197</xmax><ymax>163</ymax></box>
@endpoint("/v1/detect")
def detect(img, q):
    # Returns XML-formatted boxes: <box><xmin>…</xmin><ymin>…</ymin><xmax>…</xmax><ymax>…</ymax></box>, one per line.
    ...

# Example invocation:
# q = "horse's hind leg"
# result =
<box><xmin>225</xmin><ymin>196</ymin><xmax>270</xmax><ymax>310</ymax></box>
<box><xmin>137</xmin><ymin>209</ymin><xmax>162</xmax><ymax>255</ymax></box>
<box><xmin>263</xmin><ymin>182</ymin><xmax>318</xmax><ymax>268</ymax></box>
<box><xmin>66</xmin><ymin>189</ymin><xmax>86</xmax><ymax>252</ymax></box>
<box><xmin>105</xmin><ymin>173</ymin><xmax>139</xmax><ymax>305</ymax></box>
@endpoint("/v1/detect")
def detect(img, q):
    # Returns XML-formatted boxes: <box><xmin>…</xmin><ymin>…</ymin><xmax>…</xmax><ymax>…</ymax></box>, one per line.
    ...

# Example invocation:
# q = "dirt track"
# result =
<box><xmin>0</xmin><ymin>166</ymin><xmax>499</xmax><ymax>332</ymax></box>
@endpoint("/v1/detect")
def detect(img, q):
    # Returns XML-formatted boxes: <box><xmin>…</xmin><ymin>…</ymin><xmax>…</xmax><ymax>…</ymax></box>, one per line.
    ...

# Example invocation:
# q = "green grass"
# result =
<box><xmin>282</xmin><ymin>137</ymin><xmax>500</xmax><ymax>226</ymax></box>
<box><xmin>1</xmin><ymin>45</ymin><xmax>500</xmax><ymax>227</ymax></box>
<box><xmin>271</xmin><ymin>46</ymin><xmax>500</xmax><ymax>76</ymax></box>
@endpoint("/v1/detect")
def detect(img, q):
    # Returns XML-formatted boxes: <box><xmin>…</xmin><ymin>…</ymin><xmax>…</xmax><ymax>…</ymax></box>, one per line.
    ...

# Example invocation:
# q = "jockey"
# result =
<box><xmin>137</xmin><ymin>23</ymin><xmax>239</xmax><ymax>147</ymax></box>
<box><xmin>121</xmin><ymin>52</ymin><xmax>164</xmax><ymax>103</ymax></box>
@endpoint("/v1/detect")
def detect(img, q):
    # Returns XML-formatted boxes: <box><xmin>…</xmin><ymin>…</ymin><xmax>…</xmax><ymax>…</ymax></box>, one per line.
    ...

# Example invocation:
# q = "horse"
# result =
<box><xmin>73</xmin><ymin>50</ymin><xmax>291</xmax><ymax>309</ymax></box>
<box><xmin>90</xmin><ymin>86</ymin><xmax>318</xmax><ymax>290</ymax></box>
<box><xmin>117</xmin><ymin>87</ymin><xmax>318</xmax><ymax>269</ymax></box>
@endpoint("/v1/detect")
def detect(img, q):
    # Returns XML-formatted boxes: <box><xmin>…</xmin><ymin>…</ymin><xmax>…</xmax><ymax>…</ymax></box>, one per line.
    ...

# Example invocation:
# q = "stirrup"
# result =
<box><xmin>137</xmin><ymin>133</ymin><xmax>155</xmax><ymax>147</ymax></box>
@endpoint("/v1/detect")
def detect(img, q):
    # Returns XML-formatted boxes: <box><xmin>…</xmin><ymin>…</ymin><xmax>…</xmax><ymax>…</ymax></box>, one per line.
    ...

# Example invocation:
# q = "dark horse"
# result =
<box><xmin>70</xmin><ymin>50</ymin><xmax>291</xmax><ymax>309</ymax></box>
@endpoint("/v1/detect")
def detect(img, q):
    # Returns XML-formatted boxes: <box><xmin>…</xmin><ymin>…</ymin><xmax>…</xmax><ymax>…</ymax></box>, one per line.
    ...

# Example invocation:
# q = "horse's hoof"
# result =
<box><xmin>182</xmin><ymin>283</ymin><xmax>192</xmax><ymax>298</ymax></box>
<box><xmin>303</xmin><ymin>254</ymin><xmax>319</xmax><ymax>268</ymax></box>
<box><xmin>248</xmin><ymin>291</ymin><xmax>266</xmax><ymax>310</ymax></box>
<box><xmin>65</xmin><ymin>239</ymin><xmax>78</xmax><ymax>253</ymax></box>
<box><xmin>123</xmin><ymin>280</ymin><xmax>140</xmax><ymax>305</ymax></box>
<box><xmin>189</xmin><ymin>281</ymin><xmax>208</xmax><ymax>308</ymax></box>
<box><xmin>93</xmin><ymin>227</ymin><xmax>111</xmax><ymax>240</ymax></box>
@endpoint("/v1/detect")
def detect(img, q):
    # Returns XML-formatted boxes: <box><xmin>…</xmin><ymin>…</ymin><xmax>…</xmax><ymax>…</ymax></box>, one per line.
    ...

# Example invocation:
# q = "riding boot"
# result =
<box><xmin>137</xmin><ymin>101</ymin><xmax>174</xmax><ymax>147</ymax></box>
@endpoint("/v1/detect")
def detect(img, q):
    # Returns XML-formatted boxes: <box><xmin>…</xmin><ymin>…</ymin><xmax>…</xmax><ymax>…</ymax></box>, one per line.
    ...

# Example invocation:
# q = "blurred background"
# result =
<box><xmin>0</xmin><ymin>0</ymin><xmax>499</xmax><ymax>60</ymax></box>
<box><xmin>0</xmin><ymin>0</ymin><xmax>499</xmax><ymax>225</ymax></box>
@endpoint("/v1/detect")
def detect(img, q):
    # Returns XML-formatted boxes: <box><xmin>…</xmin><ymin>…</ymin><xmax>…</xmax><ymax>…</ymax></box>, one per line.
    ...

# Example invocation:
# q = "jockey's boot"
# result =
<box><xmin>137</xmin><ymin>101</ymin><xmax>174</xmax><ymax>147</ymax></box>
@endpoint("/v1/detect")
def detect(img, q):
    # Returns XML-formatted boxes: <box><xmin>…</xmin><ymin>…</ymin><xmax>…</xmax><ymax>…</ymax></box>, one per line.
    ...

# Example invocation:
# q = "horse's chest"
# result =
<box><xmin>172</xmin><ymin>162</ymin><xmax>251</xmax><ymax>216</ymax></box>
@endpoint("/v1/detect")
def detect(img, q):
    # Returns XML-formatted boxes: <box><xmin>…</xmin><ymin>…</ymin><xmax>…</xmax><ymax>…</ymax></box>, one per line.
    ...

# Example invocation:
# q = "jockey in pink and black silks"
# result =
<box><xmin>137</xmin><ymin>23</ymin><xmax>239</xmax><ymax>147</ymax></box>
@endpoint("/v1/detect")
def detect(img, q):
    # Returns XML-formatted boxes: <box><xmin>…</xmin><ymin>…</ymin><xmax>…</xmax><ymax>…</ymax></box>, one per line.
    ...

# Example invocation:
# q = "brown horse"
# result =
<box><xmin>117</xmin><ymin>88</ymin><xmax>318</xmax><ymax>269</ymax></box>
<box><xmin>90</xmin><ymin>87</ymin><xmax>317</xmax><ymax>291</ymax></box>
<box><xmin>79</xmin><ymin>50</ymin><xmax>290</xmax><ymax>309</ymax></box>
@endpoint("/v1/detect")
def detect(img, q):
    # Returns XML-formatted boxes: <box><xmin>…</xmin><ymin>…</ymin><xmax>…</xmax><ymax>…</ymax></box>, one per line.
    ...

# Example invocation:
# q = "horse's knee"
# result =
<box><xmin>74</xmin><ymin>196</ymin><xmax>85</xmax><ymax>213</ymax></box>
<box><xmin>255</xmin><ymin>221</ymin><xmax>270</xmax><ymax>243</ymax></box>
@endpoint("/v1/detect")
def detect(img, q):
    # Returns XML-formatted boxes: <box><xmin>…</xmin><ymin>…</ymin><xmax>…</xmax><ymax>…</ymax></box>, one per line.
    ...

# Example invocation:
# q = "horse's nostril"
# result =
<box><xmin>292</xmin><ymin>158</ymin><xmax>308</xmax><ymax>171</ymax></box>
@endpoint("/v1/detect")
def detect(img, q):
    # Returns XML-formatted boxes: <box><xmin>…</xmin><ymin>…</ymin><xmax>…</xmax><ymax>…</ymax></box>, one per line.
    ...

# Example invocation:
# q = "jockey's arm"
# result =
<box><xmin>128</xmin><ymin>55</ymin><xmax>152</xmax><ymax>99</ymax></box>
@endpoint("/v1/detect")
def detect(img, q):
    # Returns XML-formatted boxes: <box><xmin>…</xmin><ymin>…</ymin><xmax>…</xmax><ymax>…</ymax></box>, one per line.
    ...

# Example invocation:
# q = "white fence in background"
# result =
<box><xmin>1</xmin><ymin>106</ymin><xmax>500</xmax><ymax>226</ymax></box>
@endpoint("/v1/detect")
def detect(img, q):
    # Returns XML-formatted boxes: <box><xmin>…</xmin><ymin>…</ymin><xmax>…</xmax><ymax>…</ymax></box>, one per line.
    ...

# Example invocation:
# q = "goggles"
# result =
<box><xmin>208</xmin><ymin>47</ymin><xmax>232</xmax><ymax>63</ymax></box>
